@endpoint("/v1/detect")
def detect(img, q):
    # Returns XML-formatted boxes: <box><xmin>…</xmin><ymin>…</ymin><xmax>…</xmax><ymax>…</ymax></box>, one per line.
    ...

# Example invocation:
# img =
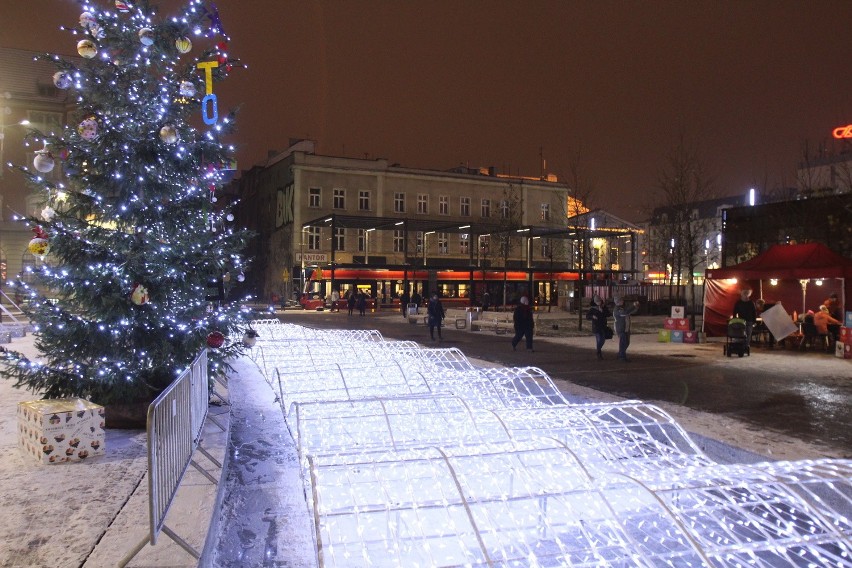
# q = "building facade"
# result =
<box><xmin>0</xmin><ymin>47</ymin><xmax>74</xmax><ymax>293</ymax></box>
<box><xmin>233</xmin><ymin>142</ymin><xmax>642</xmax><ymax>309</ymax></box>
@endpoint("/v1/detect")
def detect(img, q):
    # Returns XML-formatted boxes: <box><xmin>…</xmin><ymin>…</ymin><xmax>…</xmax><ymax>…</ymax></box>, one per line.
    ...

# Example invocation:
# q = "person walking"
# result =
<box><xmin>511</xmin><ymin>296</ymin><xmax>535</xmax><ymax>351</ymax></box>
<box><xmin>613</xmin><ymin>296</ymin><xmax>640</xmax><ymax>362</ymax></box>
<box><xmin>330</xmin><ymin>289</ymin><xmax>340</xmax><ymax>312</ymax></box>
<box><xmin>411</xmin><ymin>290</ymin><xmax>422</xmax><ymax>314</ymax></box>
<box><xmin>400</xmin><ymin>290</ymin><xmax>410</xmax><ymax>317</ymax></box>
<box><xmin>586</xmin><ymin>295</ymin><xmax>611</xmax><ymax>359</ymax></box>
<box><xmin>347</xmin><ymin>290</ymin><xmax>356</xmax><ymax>316</ymax></box>
<box><xmin>427</xmin><ymin>293</ymin><xmax>445</xmax><ymax>341</ymax></box>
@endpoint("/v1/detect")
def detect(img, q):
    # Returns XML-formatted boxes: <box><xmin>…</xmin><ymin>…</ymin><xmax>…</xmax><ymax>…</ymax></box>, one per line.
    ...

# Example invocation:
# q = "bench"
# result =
<box><xmin>470</xmin><ymin>311</ymin><xmax>514</xmax><ymax>334</ymax></box>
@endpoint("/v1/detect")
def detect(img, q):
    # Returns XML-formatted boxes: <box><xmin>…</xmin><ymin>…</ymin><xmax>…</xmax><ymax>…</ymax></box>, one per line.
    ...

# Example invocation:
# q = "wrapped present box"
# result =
<box><xmin>840</xmin><ymin>326</ymin><xmax>851</xmax><ymax>345</ymax></box>
<box><xmin>658</xmin><ymin>329</ymin><xmax>671</xmax><ymax>342</ymax></box>
<box><xmin>683</xmin><ymin>331</ymin><xmax>699</xmax><ymax>344</ymax></box>
<box><xmin>670</xmin><ymin>330</ymin><xmax>684</xmax><ymax>343</ymax></box>
<box><xmin>836</xmin><ymin>342</ymin><xmax>846</xmax><ymax>358</ymax></box>
<box><xmin>844</xmin><ymin>343</ymin><xmax>852</xmax><ymax>360</ymax></box>
<box><xmin>845</xmin><ymin>311</ymin><xmax>852</xmax><ymax>328</ymax></box>
<box><xmin>671</xmin><ymin>306</ymin><xmax>685</xmax><ymax>318</ymax></box>
<box><xmin>663</xmin><ymin>318</ymin><xmax>689</xmax><ymax>331</ymax></box>
<box><xmin>18</xmin><ymin>399</ymin><xmax>105</xmax><ymax>464</ymax></box>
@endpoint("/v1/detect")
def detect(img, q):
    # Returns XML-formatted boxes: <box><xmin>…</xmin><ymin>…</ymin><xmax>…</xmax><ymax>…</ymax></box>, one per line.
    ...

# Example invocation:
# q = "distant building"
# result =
<box><xmin>232</xmin><ymin>141</ymin><xmax>643</xmax><ymax>308</ymax></box>
<box><xmin>0</xmin><ymin>47</ymin><xmax>74</xmax><ymax>290</ymax></box>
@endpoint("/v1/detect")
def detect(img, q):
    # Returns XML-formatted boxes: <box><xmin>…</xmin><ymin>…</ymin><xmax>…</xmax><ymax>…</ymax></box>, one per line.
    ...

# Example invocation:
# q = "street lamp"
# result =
<box><xmin>365</xmin><ymin>228</ymin><xmax>375</xmax><ymax>264</ymax></box>
<box><xmin>424</xmin><ymin>231</ymin><xmax>435</xmax><ymax>266</ymax></box>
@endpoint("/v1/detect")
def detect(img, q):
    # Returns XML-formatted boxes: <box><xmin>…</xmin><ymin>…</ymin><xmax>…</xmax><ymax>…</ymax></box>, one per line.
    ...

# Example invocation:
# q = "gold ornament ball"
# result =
<box><xmin>175</xmin><ymin>36</ymin><xmax>192</xmax><ymax>54</ymax></box>
<box><xmin>77</xmin><ymin>39</ymin><xmax>97</xmax><ymax>59</ymax></box>
<box><xmin>159</xmin><ymin>124</ymin><xmax>179</xmax><ymax>144</ymax></box>
<box><xmin>28</xmin><ymin>238</ymin><xmax>49</xmax><ymax>256</ymax></box>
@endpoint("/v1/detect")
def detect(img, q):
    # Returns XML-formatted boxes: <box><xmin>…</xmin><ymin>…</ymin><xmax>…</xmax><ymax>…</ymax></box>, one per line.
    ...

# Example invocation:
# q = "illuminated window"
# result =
<box><xmin>460</xmin><ymin>197</ymin><xmax>470</xmax><ymax>217</ymax></box>
<box><xmin>309</xmin><ymin>187</ymin><xmax>321</xmax><ymax>208</ymax></box>
<box><xmin>500</xmin><ymin>199</ymin><xmax>510</xmax><ymax>219</ymax></box>
<box><xmin>394</xmin><ymin>192</ymin><xmax>405</xmax><ymax>213</ymax></box>
<box><xmin>417</xmin><ymin>194</ymin><xmax>428</xmax><ymax>214</ymax></box>
<box><xmin>439</xmin><ymin>195</ymin><xmax>449</xmax><ymax>215</ymax></box>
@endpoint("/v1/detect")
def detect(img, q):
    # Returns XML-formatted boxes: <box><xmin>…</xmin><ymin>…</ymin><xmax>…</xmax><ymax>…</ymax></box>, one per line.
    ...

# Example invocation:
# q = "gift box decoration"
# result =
<box><xmin>674</xmin><ymin>318</ymin><xmax>690</xmax><ymax>331</ymax></box>
<box><xmin>658</xmin><ymin>329</ymin><xmax>671</xmax><ymax>342</ymax></box>
<box><xmin>836</xmin><ymin>341</ymin><xmax>846</xmax><ymax>358</ymax></box>
<box><xmin>663</xmin><ymin>318</ymin><xmax>677</xmax><ymax>330</ymax></box>
<box><xmin>840</xmin><ymin>326</ymin><xmax>852</xmax><ymax>345</ymax></box>
<box><xmin>670</xmin><ymin>330</ymin><xmax>684</xmax><ymax>343</ymax></box>
<box><xmin>17</xmin><ymin>398</ymin><xmax>105</xmax><ymax>464</ymax></box>
<box><xmin>845</xmin><ymin>311</ymin><xmax>852</xmax><ymax>328</ymax></box>
<box><xmin>845</xmin><ymin>343</ymin><xmax>852</xmax><ymax>360</ymax></box>
<box><xmin>671</xmin><ymin>306</ymin><xmax>685</xmax><ymax>318</ymax></box>
<box><xmin>682</xmin><ymin>330</ymin><xmax>699</xmax><ymax>344</ymax></box>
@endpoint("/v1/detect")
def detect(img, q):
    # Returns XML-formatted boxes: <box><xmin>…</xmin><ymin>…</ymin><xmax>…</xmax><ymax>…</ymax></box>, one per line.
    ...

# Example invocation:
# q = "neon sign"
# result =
<box><xmin>832</xmin><ymin>124</ymin><xmax>852</xmax><ymax>139</ymax></box>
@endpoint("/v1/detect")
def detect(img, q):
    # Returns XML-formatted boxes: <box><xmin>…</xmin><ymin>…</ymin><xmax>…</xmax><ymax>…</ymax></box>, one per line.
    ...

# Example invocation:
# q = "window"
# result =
<box><xmin>309</xmin><ymin>187</ymin><xmax>321</xmax><ymax>208</ymax></box>
<box><xmin>500</xmin><ymin>200</ymin><xmax>510</xmax><ymax>219</ymax></box>
<box><xmin>27</xmin><ymin>111</ymin><xmax>62</xmax><ymax>134</ymax></box>
<box><xmin>359</xmin><ymin>190</ymin><xmax>371</xmax><ymax>211</ymax></box>
<box><xmin>417</xmin><ymin>194</ymin><xmax>428</xmax><ymax>214</ymax></box>
<box><xmin>416</xmin><ymin>231</ymin><xmax>424</xmax><ymax>253</ymax></box>
<box><xmin>333</xmin><ymin>227</ymin><xmax>345</xmax><ymax>250</ymax></box>
<box><xmin>307</xmin><ymin>226</ymin><xmax>321</xmax><ymax>250</ymax></box>
<box><xmin>439</xmin><ymin>195</ymin><xmax>449</xmax><ymax>215</ymax></box>
<box><xmin>541</xmin><ymin>239</ymin><xmax>551</xmax><ymax>258</ymax></box>
<box><xmin>481</xmin><ymin>199</ymin><xmax>491</xmax><ymax>218</ymax></box>
<box><xmin>460</xmin><ymin>197</ymin><xmax>470</xmax><ymax>217</ymax></box>
<box><xmin>438</xmin><ymin>232</ymin><xmax>448</xmax><ymax>254</ymax></box>
<box><xmin>540</xmin><ymin>203</ymin><xmax>550</xmax><ymax>221</ymax></box>
<box><xmin>394</xmin><ymin>192</ymin><xmax>406</xmax><ymax>213</ymax></box>
<box><xmin>333</xmin><ymin>188</ymin><xmax>345</xmax><ymax>209</ymax></box>
<box><xmin>393</xmin><ymin>230</ymin><xmax>405</xmax><ymax>252</ymax></box>
<box><xmin>358</xmin><ymin>229</ymin><xmax>366</xmax><ymax>252</ymax></box>
<box><xmin>459</xmin><ymin>233</ymin><xmax>470</xmax><ymax>254</ymax></box>
<box><xmin>479</xmin><ymin>235</ymin><xmax>490</xmax><ymax>255</ymax></box>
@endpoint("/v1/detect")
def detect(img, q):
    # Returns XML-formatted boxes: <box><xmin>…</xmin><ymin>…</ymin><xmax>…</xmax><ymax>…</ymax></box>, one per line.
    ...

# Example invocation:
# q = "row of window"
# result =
<box><xmin>309</xmin><ymin>187</ymin><xmax>551</xmax><ymax>220</ymax></box>
<box><xmin>303</xmin><ymin>227</ymin><xmax>553</xmax><ymax>257</ymax></box>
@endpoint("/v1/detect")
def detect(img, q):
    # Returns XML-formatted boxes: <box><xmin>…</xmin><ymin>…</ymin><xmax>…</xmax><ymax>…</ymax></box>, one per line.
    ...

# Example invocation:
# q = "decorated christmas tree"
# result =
<box><xmin>1</xmin><ymin>0</ymin><xmax>252</xmax><ymax>414</ymax></box>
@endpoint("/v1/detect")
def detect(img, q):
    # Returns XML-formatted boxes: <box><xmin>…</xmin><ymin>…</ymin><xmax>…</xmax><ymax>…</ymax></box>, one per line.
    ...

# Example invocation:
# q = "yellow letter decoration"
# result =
<box><xmin>196</xmin><ymin>61</ymin><xmax>220</xmax><ymax>125</ymax></box>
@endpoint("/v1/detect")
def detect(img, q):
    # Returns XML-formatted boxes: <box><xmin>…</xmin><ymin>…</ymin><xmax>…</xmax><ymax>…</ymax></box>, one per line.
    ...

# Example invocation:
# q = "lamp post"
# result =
<box><xmin>424</xmin><ymin>231</ymin><xmax>435</xmax><ymax>267</ymax></box>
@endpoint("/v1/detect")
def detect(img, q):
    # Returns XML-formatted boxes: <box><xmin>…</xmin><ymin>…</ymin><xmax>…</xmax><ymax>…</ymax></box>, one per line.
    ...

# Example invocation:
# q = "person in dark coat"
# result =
<box><xmin>613</xmin><ymin>296</ymin><xmax>640</xmax><ymax>361</ymax></box>
<box><xmin>511</xmin><ymin>296</ymin><xmax>535</xmax><ymax>351</ymax></box>
<box><xmin>347</xmin><ymin>290</ymin><xmax>356</xmax><ymax>316</ymax></box>
<box><xmin>732</xmin><ymin>289</ymin><xmax>756</xmax><ymax>347</ymax></box>
<box><xmin>586</xmin><ymin>295</ymin><xmax>611</xmax><ymax>359</ymax></box>
<box><xmin>482</xmin><ymin>291</ymin><xmax>491</xmax><ymax>312</ymax></box>
<box><xmin>427</xmin><ymin>293</ymin><xmax>445</xmax><ymax>341</ymax></box>
<box><xmin>411</xmin><ymin>290</ymin><xmax>422</xmax><ymax>314</ymax></box>
<box><xmin>357</xmin><ymin>291</ymin><xmax>367</xmax><ymax>316</ymax></box>
<box><xmin>400</xmin><ymin>290</ymin><xmax>410</xmax><ymax>317</ymax></box>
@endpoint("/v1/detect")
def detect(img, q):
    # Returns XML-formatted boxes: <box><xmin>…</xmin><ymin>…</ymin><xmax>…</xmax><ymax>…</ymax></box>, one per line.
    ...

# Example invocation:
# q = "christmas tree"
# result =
<box><xmin>0</xmin><ymin>0</ymin><xmax>252</xmax><ymax>411</ymax></box>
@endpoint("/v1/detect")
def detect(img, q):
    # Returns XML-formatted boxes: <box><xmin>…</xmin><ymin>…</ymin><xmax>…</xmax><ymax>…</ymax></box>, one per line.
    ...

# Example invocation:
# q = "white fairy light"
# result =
<box><xmin>250</xmin><ymin>320</ymin><xmax>852</xmax><ymax>567</ymax></box>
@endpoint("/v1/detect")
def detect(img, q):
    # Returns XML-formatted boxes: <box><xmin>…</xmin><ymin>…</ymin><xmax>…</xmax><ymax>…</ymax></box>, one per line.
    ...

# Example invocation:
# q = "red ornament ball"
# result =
<box><xmin>206</xmin><ymin>331</ymin><xmax>225</xmax><ymax>349</ymax></box>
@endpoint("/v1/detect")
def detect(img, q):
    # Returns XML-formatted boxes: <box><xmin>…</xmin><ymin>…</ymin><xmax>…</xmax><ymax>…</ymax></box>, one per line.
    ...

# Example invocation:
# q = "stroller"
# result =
<box><xmin>723</xmin><ymin>317</ymin><xmax>750</xmax><ymax>357</ymax></box>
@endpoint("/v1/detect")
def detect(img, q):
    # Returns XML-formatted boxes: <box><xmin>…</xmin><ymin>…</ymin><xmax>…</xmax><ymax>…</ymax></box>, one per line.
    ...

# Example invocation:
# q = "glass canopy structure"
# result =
<box><xmin>248</xmin><ymin>319</ymin><xmax>852</xmax><ymax>567</ymax></box>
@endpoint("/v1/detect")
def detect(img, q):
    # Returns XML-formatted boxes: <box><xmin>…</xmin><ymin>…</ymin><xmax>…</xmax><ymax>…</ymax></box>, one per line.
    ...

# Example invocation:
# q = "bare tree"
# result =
<box><xmin>558</xmin><ymin>148</ymin><xmax>594</xmax><ymax>329</ymax></box>
<box><xmin>479</xmin><ymin>183</ymin><xmax>523</xmax><ymax>309</ymax></box>
<box><xmin>654</xmin><ymin>132</ymin><xmax>716</xmax><ymax>328</ymax></box>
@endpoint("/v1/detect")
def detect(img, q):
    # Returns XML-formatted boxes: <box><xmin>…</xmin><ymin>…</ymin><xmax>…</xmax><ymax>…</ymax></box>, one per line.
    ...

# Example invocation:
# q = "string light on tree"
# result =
<box><xmin>0</xmin><ymin>0</ymin><xmax>252</xmax><ymax>415</ymax></box>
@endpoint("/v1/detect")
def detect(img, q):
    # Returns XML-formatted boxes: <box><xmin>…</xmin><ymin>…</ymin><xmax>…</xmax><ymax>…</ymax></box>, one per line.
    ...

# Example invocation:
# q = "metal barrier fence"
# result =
<box><xmin>121</xmin><ymin>349</ymin><xmax>223</xmax><ymax>566</ymax></box>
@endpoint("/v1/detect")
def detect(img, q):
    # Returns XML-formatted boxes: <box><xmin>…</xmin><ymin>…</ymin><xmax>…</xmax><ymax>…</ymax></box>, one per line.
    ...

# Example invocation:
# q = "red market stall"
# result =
<box><xmin>703</xmin><ymin>243</ymin><xmax>852</xmax><ymax>337</ymax></box>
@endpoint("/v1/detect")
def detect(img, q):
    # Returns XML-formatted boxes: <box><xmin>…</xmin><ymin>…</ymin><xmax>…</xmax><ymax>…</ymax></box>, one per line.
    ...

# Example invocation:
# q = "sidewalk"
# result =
<box><xmin>0</xmin><ymin>333</ymin><xmax>231</xmax><ymax>568</ymax></box>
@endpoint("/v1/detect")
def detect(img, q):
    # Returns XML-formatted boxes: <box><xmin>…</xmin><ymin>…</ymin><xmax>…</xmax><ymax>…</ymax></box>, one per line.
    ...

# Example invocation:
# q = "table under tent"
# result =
<box><xmin>703</xmin><ymin>242</ymin><xmax>851</xmax><ymax>338</ymax></box>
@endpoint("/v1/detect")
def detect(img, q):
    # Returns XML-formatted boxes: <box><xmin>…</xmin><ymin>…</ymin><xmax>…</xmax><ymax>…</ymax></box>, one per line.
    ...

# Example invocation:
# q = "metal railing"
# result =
<box><xmin>121</xmin><ymin>349</ymin><xmax>224</xmax><ymax>566</ymax></box>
